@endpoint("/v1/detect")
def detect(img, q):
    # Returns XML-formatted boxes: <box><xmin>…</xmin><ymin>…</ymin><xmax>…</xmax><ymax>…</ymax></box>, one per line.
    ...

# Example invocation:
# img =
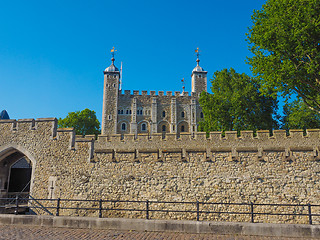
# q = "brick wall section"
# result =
<box><xmin>1</xmin><ymin>118</ymin><xmax>320</xmax><ymax>224</ymax></box>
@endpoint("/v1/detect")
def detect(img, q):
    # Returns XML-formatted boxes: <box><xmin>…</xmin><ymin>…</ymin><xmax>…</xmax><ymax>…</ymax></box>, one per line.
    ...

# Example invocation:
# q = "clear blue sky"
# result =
<box><xmin>0</xmin><ymin>0</ymin><xmax>266</xmax><ymax>123</ymax></box>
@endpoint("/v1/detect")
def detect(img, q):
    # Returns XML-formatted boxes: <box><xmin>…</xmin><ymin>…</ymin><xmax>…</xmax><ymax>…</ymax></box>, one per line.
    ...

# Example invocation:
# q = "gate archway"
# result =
<box><xmin>0</xmin><ymin>145</ymin><xmax>36</xmax><ymax>199</ymax></box>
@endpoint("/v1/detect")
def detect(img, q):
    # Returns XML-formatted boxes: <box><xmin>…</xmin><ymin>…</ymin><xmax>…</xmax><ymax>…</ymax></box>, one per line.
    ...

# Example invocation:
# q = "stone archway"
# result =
<box><xmin>177</xmin><ymin>121</ymin><xmax>189</xmax><ymax>135</ymax></box>
<box><xmin>157</xmin><ymin>121</ymin><xmax>170</xmax><ymax>133</ymax></box>
<box><xmin>0</xmin><ymin>145</ymin><xmax>36</xmax><ymax>199</ymax></box>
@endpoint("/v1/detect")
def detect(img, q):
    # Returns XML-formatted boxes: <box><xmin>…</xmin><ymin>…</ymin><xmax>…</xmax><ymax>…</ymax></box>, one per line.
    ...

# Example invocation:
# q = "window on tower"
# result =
<box><xmin>162</xmin><ymin>111</ymin><xmax>166</xmax><ymax>118</ymax></box>
<box><xmin>121</xmin><ymin>123</ymin><xmax>126</xmax><ymax>131</ymax></box>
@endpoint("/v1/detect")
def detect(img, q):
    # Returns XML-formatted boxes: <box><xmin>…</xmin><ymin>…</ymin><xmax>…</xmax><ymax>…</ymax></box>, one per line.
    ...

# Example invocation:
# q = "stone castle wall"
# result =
<box><xmin>1</xmin><ymin>118</ymin><xmax>320</xmax><ymax>224</ymax></box>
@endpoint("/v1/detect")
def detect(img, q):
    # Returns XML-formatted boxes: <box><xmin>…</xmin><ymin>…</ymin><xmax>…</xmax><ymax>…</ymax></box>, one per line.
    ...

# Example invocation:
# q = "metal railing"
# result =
<box><xmin>1</xmin><ymin>196</ymin><xmax>319</xmax><ymax>225</ymax></box>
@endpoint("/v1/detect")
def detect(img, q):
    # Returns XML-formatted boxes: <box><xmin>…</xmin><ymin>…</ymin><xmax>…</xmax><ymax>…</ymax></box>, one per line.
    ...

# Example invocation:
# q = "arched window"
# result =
<box><xmin>181</xmin><ymin>125</ymin><xmax>185</xmax><ymax>132</ymax></box>
<box><xmin>120</xmin><ymin>110</ymin><xmax>124</xmax><ymax>114</ymax></box>
<box><xmin>140</xmin><ymin>110</ymin><xmax>143</xmax><ymax>115</ymax></box>
<box><xmin>129</xmin><ymin>110</ymin><xmax>132</xmax><ymax>114</ymax></box>
<box><xmin>162</xmin><ymin>111</ymin><xmax>166</xmax><ymax>118</ymax></box>
<box><xmin>162</xmin><ymin>125</ymin><xmax>166</xmax><ymax>132</ymax></box>
<box><xmin>200</xmin><ymin>112</ymin><xmax>204</xmax><ymax>118</ymax></box>
<box><xmin>118</xmin><ymin>110</ymin><xmax>121</xmax><ymax>114</ymax></box>
<box><xmin>126</xmin><ymin>110</ymin><xmax>129</xmax><ymax>114</ymax></box>
<box><xmin>181</xmin><ymin>111</ymin><xmax>185</xmax><ymax>118</ymax></box>
<box><xmin>121</xmin><ymin>123</ymin><xmax>126</xmax><ymax>131</ymax></box>
<box><xmin>141</xmin><ymin>123</ymin><xmax>146</xmax><ymax>131</ymax></box>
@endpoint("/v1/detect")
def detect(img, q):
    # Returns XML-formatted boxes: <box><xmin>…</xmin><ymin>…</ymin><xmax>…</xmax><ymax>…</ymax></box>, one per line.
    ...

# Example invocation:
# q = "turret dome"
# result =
<box><xmin>192</xmin><ymin>59</ymin><xmax>205</xmax><ymax>72</ymax></box>
<box><xmin>104</xmin><ymin>57</ymin><xmax>119</xmax><ymax>73</ymax></box>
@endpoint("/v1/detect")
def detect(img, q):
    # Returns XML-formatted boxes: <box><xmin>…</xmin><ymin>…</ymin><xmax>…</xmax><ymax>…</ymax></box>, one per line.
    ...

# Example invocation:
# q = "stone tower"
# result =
<box><xmin>101</xmin><ymin>55</ymin><xmax>120</xmax><ymax>135</ymax></box>
<box><xmin>191</xmin><ymin>54</ymin><xmax>207</xmax><ymax>94</ymax></box>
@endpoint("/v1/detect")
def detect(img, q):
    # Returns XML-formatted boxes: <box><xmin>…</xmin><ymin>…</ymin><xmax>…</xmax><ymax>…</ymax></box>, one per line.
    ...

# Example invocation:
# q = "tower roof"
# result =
<box><xmin>192</xmin><ymin>58</ymin><xmax>207</xmax><ymax>73</ymax></box>
<box><xmin>0</xmin><ymin>110</ymin><xmax>10</xmax><ymax>120</ymax></box>
<box><xmin>104</xmin><ymin>57</ymin><xmax>119</xmax><ymax>73</ymax></box>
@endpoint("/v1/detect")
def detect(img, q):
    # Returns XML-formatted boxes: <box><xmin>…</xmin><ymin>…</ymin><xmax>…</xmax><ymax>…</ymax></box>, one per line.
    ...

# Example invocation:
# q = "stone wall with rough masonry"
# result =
<box><xmin>1</xmin><ymin>118</ymin><xmax>320</xmax><ymax>224</ymax></box>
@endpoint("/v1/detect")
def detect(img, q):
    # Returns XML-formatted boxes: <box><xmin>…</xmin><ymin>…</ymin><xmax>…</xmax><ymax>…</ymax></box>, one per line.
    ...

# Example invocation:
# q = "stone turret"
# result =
<box><xmin>101</xmin><ymin>54</ymin><xmax>120</xmax><ymax>135</ymax></box>
<box><xmin>191</xmin><ymin>53</ymin><xmax>207</xmax><ymax>94</ymax></box>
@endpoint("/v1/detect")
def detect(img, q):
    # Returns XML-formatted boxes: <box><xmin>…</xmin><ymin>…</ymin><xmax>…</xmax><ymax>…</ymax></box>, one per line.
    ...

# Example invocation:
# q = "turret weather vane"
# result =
<box><xmin>110</xmin><ymin>46</ymin><xmax>117</xmax><ymax>58</ymax></box>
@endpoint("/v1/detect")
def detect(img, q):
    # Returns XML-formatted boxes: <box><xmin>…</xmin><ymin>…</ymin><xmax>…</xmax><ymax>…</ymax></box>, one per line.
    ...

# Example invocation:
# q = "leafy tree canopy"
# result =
<box><xmin>199</xmin><ymin>68</ymin><xmax>279</xmax><ymax>133</ymax></box>
<box><xmin>58</xmin><ymin>108</ymin><xmax>100</xmax><ymax>135</ymax></box>
<box><xmin>247</xmin><ymin>0</ymin><xmax>320</xmax><ymax>111</ymax></box>
<box><xmin>282</xmin><ymin>98</ymin><xmax>320</xmax><ymax>131</ymax></box>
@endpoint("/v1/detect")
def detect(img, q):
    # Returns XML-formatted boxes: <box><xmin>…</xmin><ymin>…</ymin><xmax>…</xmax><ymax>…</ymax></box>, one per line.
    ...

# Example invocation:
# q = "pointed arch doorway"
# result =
<box><xmin>0</xmin><ymin>146</ymin><xmax>35</xmax><ymax>199</ymax></box>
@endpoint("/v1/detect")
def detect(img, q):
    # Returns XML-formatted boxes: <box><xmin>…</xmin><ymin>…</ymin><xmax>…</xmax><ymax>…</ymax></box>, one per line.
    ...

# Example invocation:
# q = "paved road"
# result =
<box><xmin>0</xmin><ymin>224</ymin><xmax>315</xmax><ymax>240</ymax></box>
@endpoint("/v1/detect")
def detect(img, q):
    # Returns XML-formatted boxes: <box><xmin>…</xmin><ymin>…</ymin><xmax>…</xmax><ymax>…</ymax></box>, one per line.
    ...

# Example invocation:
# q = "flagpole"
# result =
<box><xmin>120</xmin><ymin>62</ymin><xmax>123</xmax><ymax>91</ymax></box>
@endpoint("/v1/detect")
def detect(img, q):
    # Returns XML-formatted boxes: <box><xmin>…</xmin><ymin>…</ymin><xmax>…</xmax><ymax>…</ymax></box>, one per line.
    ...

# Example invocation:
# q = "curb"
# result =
<box><xmin>0</xmin><ymin>214</ymin><xmax>319</xmax><ymax>238</ymax></box>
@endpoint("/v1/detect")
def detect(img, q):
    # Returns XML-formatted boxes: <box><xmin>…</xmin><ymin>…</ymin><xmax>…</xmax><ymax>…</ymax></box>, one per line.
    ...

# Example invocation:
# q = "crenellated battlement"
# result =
<box><xmin>0</xmin><ymin>118</ymin><xmax>94</xmax><ymax>161</ymax></box>
<box><xmin>93</xmin><ymin>129</ymin><xmax>320</xmax><ymax>163</ymax></box>
<box><xmin>95</xmin><ymin>129</ymin><xmax>319</xmax><ymax>142</ymax></box>
<box><xmin>1</xmin><ymin>118</ymin><xmax>320</xmax><ymax>163</ymax></box>
<box><xmin>0</xmin><ymin>118</ymin><xmax>57</xmax><ymax>137</ymax></box>
<box><xmin>119</xmin><ymin>89</ymin><xmax>197</xmax><ymax>97</ymax></box>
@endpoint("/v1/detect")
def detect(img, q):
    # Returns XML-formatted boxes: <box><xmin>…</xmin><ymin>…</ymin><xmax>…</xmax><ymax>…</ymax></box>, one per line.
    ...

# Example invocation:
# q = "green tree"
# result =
<box><xmin>282</xmin><ymin>98</ymin><xmax>320</xmax><ymax>131</ymax></box>
<box><xmin>247</xmin><ymin>0</ymin><xmax>320</xmax><ymax>111</ymax></box>
<box><xmin>199</xmin><ymin>68</ymin><xmax>279</xmax><ymax>133</ymax></box>
<box><xmin>58</xmin><ymin>108</ymin><xmax>100</xmax><ymax>135</ymax></box>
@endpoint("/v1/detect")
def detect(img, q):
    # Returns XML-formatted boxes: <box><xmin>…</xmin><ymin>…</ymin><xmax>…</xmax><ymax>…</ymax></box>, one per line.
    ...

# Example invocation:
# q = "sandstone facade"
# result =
<box><xmin>1</xmin><ymin>118</ymin><xmax>320</xmax><ymax>224</ymax></box>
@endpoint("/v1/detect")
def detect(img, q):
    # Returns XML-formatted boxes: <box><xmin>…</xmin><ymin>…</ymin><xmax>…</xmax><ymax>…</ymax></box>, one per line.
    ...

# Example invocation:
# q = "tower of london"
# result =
<box><xmin>101</xmin><ymin>52</ymin><xmax>208</xmax><ymax>135</ymax></box>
